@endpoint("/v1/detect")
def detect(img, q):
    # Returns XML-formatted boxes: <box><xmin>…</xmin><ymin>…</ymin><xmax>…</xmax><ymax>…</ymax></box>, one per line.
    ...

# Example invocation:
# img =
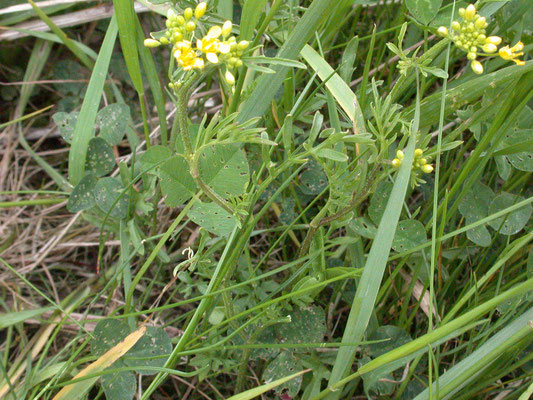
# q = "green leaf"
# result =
<box><xmin>187</xmin><ymin>202</ymin><xmax>236</xmax><ymax>236</ymax></box>
<box><xmin>391</xmin><ymin>220</ymin><xmax>427</xmax><ymax>253</ymax></box>
<box><xmin>53</xmin><ymin>111</ymin><xmax>79</xmax><ymax>144</ymax></box>
<box><xmin>94</xmin><ymin>177</ymin><xmax>130</xmax><ymax>219</ymax></box>
<box><xmin>488</xmin><ymin>193</ymin><xmax>532</xmax><ymax>235</ymax></box>
<box><xmin>275</xmin><ymin>305</ymin><xmax>326</xmax><ymax>349</ymax></box>
<box><xmin>123</xmin><ymin>326</ymin><xmax>172</xmax><ymax>375</ymax></box>
<box><xmin>67</xmin><ymin>174</ymin><xmax>98</xmax><ymax>212</ymax></box>
<box><xmin>459</xmin><ymin>181</ymin><xmax>495</xmax><ymax>246</ymax></box>
<box><xmin>101</xmin><ymin>367</ymin><xmax>136</xmax><ymax>400</ymax></box>
<box><xmin>242</xmin><ymin>56</ymin><xmax>307</xmax><ymax>69</ymax></box>
<box><xmin>367</xmin><ymin>325</ymin><xmax>412</xmax><ymax>358</ymax></box>
<box><xmin>503</xmin><ymin>129</ymin><xmax>533</xmax><ymax>171</ymax></box>
<box><xmin>368</xmin><ymin>181</ymin><xmax>393</xmax><ymax>225</ymax></box>
<box><xmin>349</xmin><ymin>217</ymin><xmax>377</xmax><ymax>239</ymax></box>
<box><xmin>91</xmin><ymin>320</ymin><xmax>130</xmax><ymax>357</ymax></box>
<box><xmin>359</xmin><ymin>356</ymin><xmax>395</xmax><ymax>397</ymax></box>
<box><xmin>96</xmin><ymin>103</ymin><xmax>131</xmax><ymax>146</ymax></box>
<box><xmin>69</xmin><ymin>16</ymin><xmax>118</xmax><ymax>184</ymax></box>
<box><xmin>300</xmin><ymin>159</ymin><xmax>328</xmax><ymax>195</ymax></box>
<box><xmin>199</xmin><ymin>144</ymin><xmax>250</xmax><ymax>198</ymax></box>
<box><xmin>0</xmin><ymin>307</ymin><xmax>54</xmax><ymax>329</ymax></box>
<box><xmin>405</xmin><ymin>0</ymin><xmax>443</xmax><ymax>25</ymax></box>
<box><xmin>138</xmin><ymin>145</ymin><xmax>172</xmax><ymax>173</ymax></box>
<box><xmin>263</xmin><ymin>351</ymin><xmax>303</xmax><ymax>397</ymax></box>
<box><xmin>227</xmin><ymin>369</ymin><xmax>308</xmax><ymax>400</ymax></box>
<box><xmin>85</xmin><ymin>137</ymin><xmax>116</xmax><ymax>177</ymax></box>
<box><xmin>159</xmin><ymin>155</ymin><xmax>197</xmax><ymax>206</ymax></box>
<box><xmin>315</xmin><ymin>148</ymin><xmax>348</xmax><ymax>162</ymax></box>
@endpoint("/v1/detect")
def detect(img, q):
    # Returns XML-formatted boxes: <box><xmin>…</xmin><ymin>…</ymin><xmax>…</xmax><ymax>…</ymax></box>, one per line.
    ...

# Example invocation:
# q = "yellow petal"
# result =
<box><xmin>207</xmin><ymin>25</ymin><xmax>222</xmax><ymax>38</ymax></box>
<box><xmin>206</xmin><ymin>52</ymin><xmax>219</xmax><ymax>63</ymax></box>
<box><xmin>218</xmin><ymin>42</ymin><xmax>231</xmax><ymax>54</ymax></box>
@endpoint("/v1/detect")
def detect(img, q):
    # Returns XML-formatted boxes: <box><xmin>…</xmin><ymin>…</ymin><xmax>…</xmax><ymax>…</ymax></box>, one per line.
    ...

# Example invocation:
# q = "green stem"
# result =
<box><xmin>0</xmin><ymin>198</ymin><xmax>66</xmax><ymax>208</ymax></box>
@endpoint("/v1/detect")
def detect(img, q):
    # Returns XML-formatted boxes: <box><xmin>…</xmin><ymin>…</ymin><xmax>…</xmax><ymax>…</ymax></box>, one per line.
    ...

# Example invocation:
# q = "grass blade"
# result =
<box><xmin>68</xmin><ymin>16</ymin><xmax>118</xmax><ymax>185</ymax></box>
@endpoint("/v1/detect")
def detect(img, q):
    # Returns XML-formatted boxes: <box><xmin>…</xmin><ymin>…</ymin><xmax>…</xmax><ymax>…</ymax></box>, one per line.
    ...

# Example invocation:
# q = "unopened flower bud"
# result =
<box><xmin>176</xmin><ymin>15</ymin><xmax>185</xmax><ymax>26</ymax></box>
<box><xmin>225</xmin><ymin>70</ymin><xmax>235</xmax><ymax>85</ymax></box>
<box><xmin>471</xmin><ymin>60</ymin><xmax>483</xmax><ymax>74</ymax></box>
<box><xmin>186</xmin><ymin>21</ymin><xmax>196</xmax><ymax>31</ymax></box>
<box><xmin>415</xmin><ymin>148</ymin><xmax>423</xmax><ymax>157</ymax></box>
<box><xmin>467</xmin><ymin>52</ymin><xmax>477</xmax><ymax>60</ymax></box>
<box><xmin>235</xmin><ymin>59</ymin><xmax>243</xmax><ymax>67</ymax></box>
<box><xmin>144</xmin><ymin>38</ymin><xmax>161</xmax><ymax>47</ymax></box>
<box><xmin>184</xmin><ymin>7</ymin><xmax>193</xmax><ymax>20</ymax></box>
<box><xmin>222</xmin><ymin>20</ymin><xmax>232</xmax><ymax>37</ymax></box>
<box><xmin>167</xmin><ymin>9</ymin><xmax>176</xmax><ymax>20</ymax></box>
<box><xmin>159</xmin><ymin>37</ymin><xmax>169</xmax><ymax>45</ymax></box>
<box><xmin>420</xmin><ymin>158</ymin><xmax>427</xmax><ymax>165</ymax></box>
<box><xmin>482</xmin><ymin>43</ymin><xmax>497</xmax><ymax>53</ymax></box>
<box><xmin>396</xmin><ymin>150</ymin><xmax>404</xmax><ymax>160</ymax></box>
<box><xmin>421</xmin><ymin>164</ymin><xmax>434</xmax><ymax>174</ymax></box>
<box><xmin>486</xmin><ymin>36</ymin><xmax>502</xmax><ymax>46</ymax></box>
<box><xmin>195</xmin><ymin>2</ymin><xmax>207</xmax><ymax>19</ymax></box>
<box><xmin>475</xmin><ymin>17</ymin><xmax>486</xmax><ymax>29</ymax></box>
<box><xmin>464</xmin><ymin>4</ymin><xmax>476</xmax><ymax>20</ymax></box>
<box><xmin>237</xmin><ymin>40</ymin><xmax>249</xmax><ymax>50</ymax></box>
<box><xmin>437</xmin><ymin>26</ymin><xmax>448</xmax><ymax>37</ymax></box>
<box><xmin>458</xmin><ymin>8</ymin><xmax>465</xmax><ymax>17</ymax></box>
<box><xmin>452</xmin><ymin>21</ymin><xmax>461</xmax><ymax>31</ymax></box>
<box><xmin>392</xmin><ymin>158</ymin><xmax>401</xmax><ymax>168</ymax></box>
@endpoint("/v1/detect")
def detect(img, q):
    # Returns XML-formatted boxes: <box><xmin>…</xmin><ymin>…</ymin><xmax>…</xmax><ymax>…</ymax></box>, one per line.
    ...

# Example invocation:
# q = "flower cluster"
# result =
<box><xmin>437</xmin><ymin>4</ymin><xmax>525</xmax><ymax>74</ymax></box>
<box><xmin>392</xmin><ymin>149</ymin><xmax>433</xmax><ymax>174</ymax></box>
<box><xmin>143</xmin><ymin>2</ymin><xmax>249</xmax><ymax>86</ymax></box>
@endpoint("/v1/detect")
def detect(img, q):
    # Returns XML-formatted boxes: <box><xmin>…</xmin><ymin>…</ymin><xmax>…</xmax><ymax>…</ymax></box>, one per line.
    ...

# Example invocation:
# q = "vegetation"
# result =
<box><xmin>0</xmin><ymin>0</ymin><xmax>532</xmax><ymax>399</ymax></box>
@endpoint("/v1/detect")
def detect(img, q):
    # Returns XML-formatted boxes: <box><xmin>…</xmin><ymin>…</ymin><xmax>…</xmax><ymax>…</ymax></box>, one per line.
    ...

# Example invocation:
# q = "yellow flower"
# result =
<box><xmin>173</xmin><ymin>40</ymin><xmax>204</xmax><ymax>70</ymax></box>
<box><xmin>499</xmin><ymin>41</ymin><xmax>525</xmax><ymax>65</ymax></box>
<box><xmin>197</xmin><ymin>25</ymin><xmax>230</xmax><ymax>64</ymax></box>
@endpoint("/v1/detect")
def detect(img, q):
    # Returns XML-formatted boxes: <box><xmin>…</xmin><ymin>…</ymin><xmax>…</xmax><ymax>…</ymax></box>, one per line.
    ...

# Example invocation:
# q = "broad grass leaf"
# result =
<box><xmin>159</xmin><ymin>155</ymin><xmax>196</xmax><ymax>206</ymax></box>
<box><xmin>405</xmin><ymin>0</ymin><xmax>443</xmax><ymax>25</ymax></box>
<box><xmin>123</xmin><ymin>326</ymin><xmax>172</xmax><ymax>375</ymax></box>
<box><xmin>86</xmin><ymin>137</ymin><xmax>115</xmax><ymax>177</ymax></box>
<box><xmin>94</xmin><ymin>177</ymin><xmax>130</xmax><ymax>219</ymax></box>
<box><xmin>67</xmin><ymin>174</ymin><xmax>98</xmax><ymax>212</ymax></box>
<box><xmin>53</xmin><ymin>111</ymin><xmax>78</xmax><ymax>143</ymax></box>
<box><xmin>392</xmin><ymin>220</ymin><xmax>427</xmax><ymax>252</ymax></box>
<box><xmin>96</xmin><ymin>103</ymin><xmax>131</xmax><ymax>146</ymax></box>
<box><xmin>368</xmin><ymin>181</ymin><xmax>393</xmax><ymax>225</ymax></box>
<box><xmin>198</xmin><ymin>144</ymin><xmax>250</xmax><ymax>198</ymax></box>
<box><xmin>488</xmin><ymin>193</ymin><xmax>532</xmax><ymax>235</ymax></box>
<box><xmin>187</xmin><ymin>202</ymin><xmax>236</xmax><ymax>236</ymax></box>
<box><xmin>262</xmin><ymin>351</ymin><xmax>303</xmax><ymax>397</ymax></box>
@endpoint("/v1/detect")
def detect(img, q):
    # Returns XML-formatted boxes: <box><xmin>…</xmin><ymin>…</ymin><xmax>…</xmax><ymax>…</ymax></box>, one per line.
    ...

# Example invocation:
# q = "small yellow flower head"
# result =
<box><xmin>222</xmin><ymin>20</ymin><xmax>232</xmax><ymax>37</ymax></box>
<box><xmin>195</xmin><ymin>2</ymin><xmax>207</xmax><ymax>19</ymax></box>
<box><xmin>464</xmin><ymin>4</ymin><xmax>476</xmax><ymax>20</ymax></box>
<box><xmin>173</xmin><ymin>40</ymin><xmax>205</xmax><ymax>70</ymax></box>
<box><xmin>437</xmin><ymin>26</ymin><xmax>448</xmax><ymax>37</ymax></box>
<box><xmin>392</xmin><ymin>158</ymin><xmax>401</xmax><ymax>168</ymax></box>
<box><xmin>421</xmin><ymin>164</ymin><xmax>434</xmax><ymax>174</ymax></box>
<box><xmin>396</xmin><ymin>150</ymin><xmax>404</xmax><ymax>160</ymax></box>
<box><xmin>486</xmin><ymin>36</ymin><xmax>502</xmax><ymax>46</ymax></box>
<box><xmin>482</xmin><ymin>43</ymin><xmax>498</xmax><ymax>53</ymax></box>
<box><xmin>184</xmin><ymin>7</ymin><xmax>193</xmax><ymax>20</ymax></box>
<box><xmin>225</xmin><ymin>70</ymin><xmax>235</xmax><ymax>85</ymax></box>
<box><xmin>144</xmin><ymin>38</ymin><xmax>161</xmax><ymax>48</ymax></box>
<box><xmin>471</xmin><ymin>60</ymin><xmax>483</xmax><ymax>74</ymax></box>
<box><xmin>197</xmin><ymin>25</ymin><xmax>223</xmax><ymax>63</ymax></box>
<box><xmin>499</xmin><ymin>42</ymin><xmax>525</xmax><ymax>65</ymax></box>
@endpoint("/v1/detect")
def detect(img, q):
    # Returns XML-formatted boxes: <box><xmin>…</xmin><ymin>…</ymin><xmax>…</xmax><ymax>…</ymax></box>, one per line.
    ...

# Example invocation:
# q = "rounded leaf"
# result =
<box><xmin>91</xmin><ymin>319</ymin><xmax>130</xmax><ymax>357</ymax></box>
<box><xmin>263</xmin><ymin>351</ymin><xmax>303</xmax><ymax>397</ymax></box>
<box><xmin>392</xmin><ymin>219</ymin><xmax>427</xmax><ymax>252</ymax></box>
<box><xmin>86</xmin><ymin>137</ymin><xmax>115</xmax><ymax>177</ymax></box>
<box><xmin>67</xmin><ymin>174</ymin><xmax>98</xmax><ymax>212</ymax></box>
<box><xmin>123</xmin><ymin>326</ymin><xmax>172</xmax><ymax>375</ymax></box>
<box><xmin>101</xmin><ymin>368</ymin><xmax>136</xmax><ymax>400</ymax></box>
<box><xmin>488</xmin><ymin>193</ymin><xmax>531</xmax><ymax>235</ymax></box>
<box><xmin>187</xmin><ymin>202</ymin><xmax>236</xmax><ymax>236</ymax></box>
<box><xmin>94</xmin><ymin>177</ymin><xmax>130</xmax><ymax>219</ymax></box>
<box><xmin>160</xmin><ymin>155</ymin><xmax>196</xmax><ymax>206</ymax></box>
<box><xmin>367</xmin><ymin>325</ymin><xmax>412</xmax><ymax>358</ymax></box>
<box><xmin>368</xmin><ymin>181</ymin><xmax>393</xmax><ymax>225</ymax></box>
<box><xmin>53</xmin><ymin>111</ymin><xmax>79</xmax><ymax>144</ymax></box>
<box><xmin>96</xmin><ymin>103</ymin><xmax>131</xmax><ymax>146</ymax></box>
<box><xmin>275</xmin><ymin>305</ymin><xmax>326</xmax><ymax>348</ymax></box>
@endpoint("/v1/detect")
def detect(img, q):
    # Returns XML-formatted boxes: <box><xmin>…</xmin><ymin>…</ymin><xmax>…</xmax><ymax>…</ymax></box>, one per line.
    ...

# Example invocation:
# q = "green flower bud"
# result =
<box><xmin>467</xmin><ymin>52</ymin><xmax>477</xmax><ymax>60</ymax></box>
<box><xmin>420</xmin><ymin>158</ymin><xmax>427</xmax><ymax>165</ymax></box>
<box><xmin>176</xmin><ymin>15</ymin><xmax>185</xmax><ymax>25</ymax></box>
<box><xmin>458</xmin><ymin>8</ymin><xmax>465</xmax><ymax>17</ymax></box>
<box><xmin>464</xmin><ymin>4</ymin><xmax>476</xmax><ymax>20</ymax></box>
<box><xmin>235</xmin><ymin>59</ymin><xmax>243</xmax><ymax>67</ymax></box>
<box><xmin>482</xmin><ymin>43</ymin><xmax>497</xmax><ymax>53</ymax></box>
<box><xmin>396</xmin><ymin>150</ymin><xmax>405</xmax><ymax>160</ymax></box>
<box><xmin>474</xmin><ymin>16</ymin><xmax>486</xmax><ymax>29</ymax></box>
<box><xmin>225</xmin><ymin>70</ymin><xmax>235</xmax><ymax>85</ymax></box>
<box><xmin>237</xmin><ymin>40</ymin><xmax>249</xmax><ymax>50</ymax></box>
<box><xmin>452</xmin><ymin>21</ymin><xmax>461</xmax><ymax>31</ymax></box>
<box><xmin>415</xmin><ymin>148</ymin><xmax>423</xmax><ymax>157</ymax></box>
<box><xmin>159</xmin><ymin>37</ymin><xmax>169</xmax><ymax>45</ymax></box>
<box><xmin>471</xmin><ymin>60</ymin><xmax>483</xmax><ymax>74</ymax></box>
<box><xmin>144</xmin><ymin>38</ymin><xmax>161</xmax><ymax>48</ymax></box>
<box><xmin>392</xmin><ymin>158</ymin><xmax>401</xmax><ymax>168</ymax></box>
<box><xmin>186</xmin><ymin>21</ymin><xmax>196</xmax><ymax>32</ymax></box>
<box><xmin>470</xmin><ymin>46</ymin><xmax>477</xmax><ymax>53</ymax></box>
<box><xmin>167</xmin><ymin>9</ymin><xmax>176</xmax><ymax>20</ymax></box>
<box><xmin>421</xmin><ymin>164</ymin><xmax>434</xmax><ymax>174</ymax></box>
<box><xmin>437</xmin><ymin>26</ymin><xmax>449</xmax><ymax>37</ymax></box>
<box><xmin>184</xmin><ymin>7</ymin><xmax>193</xmax><ymax>20</ymax></box>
